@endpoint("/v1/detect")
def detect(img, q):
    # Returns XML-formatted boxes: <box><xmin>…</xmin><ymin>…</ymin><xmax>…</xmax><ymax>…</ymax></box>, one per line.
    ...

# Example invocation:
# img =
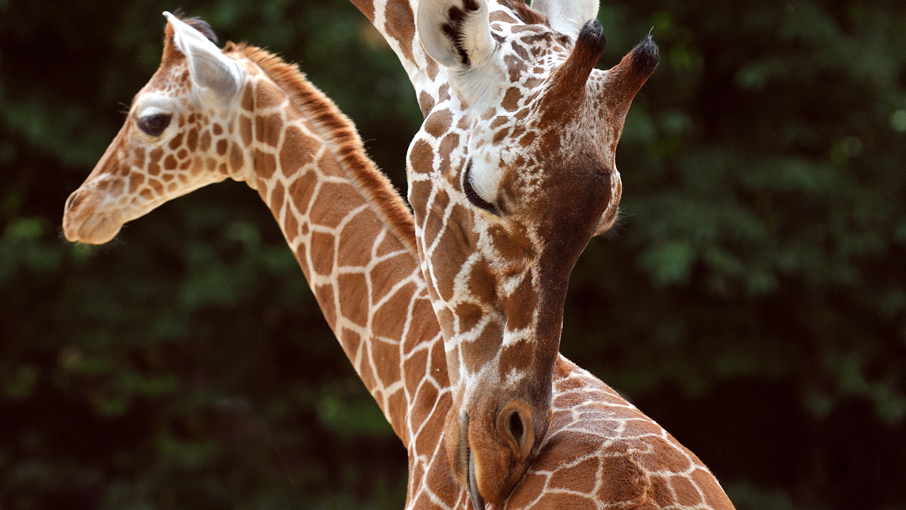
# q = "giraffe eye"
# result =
<box><xmin>462</xmin><ymin>160</ymin><xmax>500</xmax><ymax>216</ymax></box>
<box><xmin>137</xmin><ymin>113</ymin><xmax>172</xmax><ymax>137</ymax></box>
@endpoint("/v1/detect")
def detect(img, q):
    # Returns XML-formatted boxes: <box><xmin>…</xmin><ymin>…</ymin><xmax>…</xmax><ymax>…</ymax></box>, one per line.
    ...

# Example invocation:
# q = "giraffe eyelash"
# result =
<box><xmin>462</xmin><ymin>159</ymin><xmax>500</xmax><ymax>216</ymax></box>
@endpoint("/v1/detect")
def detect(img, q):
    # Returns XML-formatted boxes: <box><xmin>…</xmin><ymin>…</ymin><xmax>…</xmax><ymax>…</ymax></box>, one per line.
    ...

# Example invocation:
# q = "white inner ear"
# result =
<box><xmin>164</xmin><ymin>12</ymin><xmax>243</xmax><ymax>102</ymax></box>
<box><xmin>532</xmin><ymin>0</ymin><xmax>599</xmax><ymax>39</ymax></box>
<box><xmin>417</xmin><ymin>0</ymin><xmax>495</xmax><ymax>70</ymax></box>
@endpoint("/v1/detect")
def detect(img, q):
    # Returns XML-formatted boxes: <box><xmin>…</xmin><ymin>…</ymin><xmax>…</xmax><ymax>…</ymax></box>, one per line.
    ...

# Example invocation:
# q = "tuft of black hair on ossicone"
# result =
<box><xmin>576</xmin><ymin>19</ymin><xmax>607</xmax><ymax>57</ymax></box>
<box><xmin>630</xmin><ymin>36</ymin><xmax>659</xmax><ymax>77</ymax></box>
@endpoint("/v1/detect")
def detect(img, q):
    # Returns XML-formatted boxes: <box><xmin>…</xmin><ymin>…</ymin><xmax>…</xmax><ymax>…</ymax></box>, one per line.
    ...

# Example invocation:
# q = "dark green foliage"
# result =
<box><xmin>1</xmin><ymin>0</ymin><xmax>903</xmax><ymax>508</ymax></box>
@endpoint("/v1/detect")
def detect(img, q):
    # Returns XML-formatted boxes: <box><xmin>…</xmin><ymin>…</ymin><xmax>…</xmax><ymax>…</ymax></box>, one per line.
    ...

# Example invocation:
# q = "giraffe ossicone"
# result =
<box><xmin>407</xmin><ymin>0</ymin><xmax>659</xmax><ymax>504</ymax></box>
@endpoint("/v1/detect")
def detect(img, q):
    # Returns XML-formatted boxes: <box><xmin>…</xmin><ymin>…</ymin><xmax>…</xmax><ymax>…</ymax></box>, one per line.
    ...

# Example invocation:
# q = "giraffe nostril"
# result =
<box><xmin>65</xmin><ymin>190</ymin><xmax>84</xmax><ymax>212</ymax></box>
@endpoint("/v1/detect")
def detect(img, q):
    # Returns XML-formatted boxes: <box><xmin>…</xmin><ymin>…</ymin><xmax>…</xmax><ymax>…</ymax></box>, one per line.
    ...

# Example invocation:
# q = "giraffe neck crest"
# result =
<box><xmin>231</xmin><ymin>43</ymin><xmax>419</xmax><ymax>256</ymax></box>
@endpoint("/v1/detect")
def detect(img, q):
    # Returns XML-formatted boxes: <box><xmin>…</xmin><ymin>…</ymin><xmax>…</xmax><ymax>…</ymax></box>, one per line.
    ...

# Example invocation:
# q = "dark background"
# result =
<box><xmin>2</xmin><ymin>0</ymin><xmax>904</xmax><ymax>508</ymax></box>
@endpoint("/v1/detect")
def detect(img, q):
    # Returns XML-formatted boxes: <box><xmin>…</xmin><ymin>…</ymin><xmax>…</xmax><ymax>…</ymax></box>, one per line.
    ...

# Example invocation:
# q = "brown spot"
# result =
<box><xmin>186</xmin><ymin>128</ymin><xmax>198</xmax><ymax>152</ymax></box>
<box><xmin>409</xmin><ymin>382</ymin><xmax>440</xmax><ymax>446</ymax></box>
<box><xmin>340</xmin><ymin>328</ymin><xmax>363</xmax><ymax>367</ymax></box>
<box><xmin>532</xmin><ymin>493</ymin><xmax>596</xmax><ymax>508</ymax></box>
<box><xmin>310</xmin><ymin>232</ymin><xmax>335</xmax><ymax>276</ymax></box>
<box><xmin>270</xmin><ymin>181</ymin><xmax>285</xmax><ymax>217</ymax></box>
<box><xmin>502</xmin><ymin>87</ymin><xmax>521</xmax><ymax>112</ymax></box>
<box><xmin>431</xmin><ymin>206</ymin><xmax>472</xmax><ymax>302</ymax></box>
<box><xmin>241</xmin><ymin>84</ymin><xmax>254</xmax><ymax>112</ymax></box>
<box><xmin>594</xmin><ymin>451</ymin><xmax>655</xmax><ymax>504</ymax></box>
<box><xmin>168</xmin><ymin>133</ymin><xmax>184</xmax><ymax>150</ymax></box>
<box><xmin>254</xmin><ymin>149</ymin><xmax>277</xmax><ymax>179</ymax></box>
<box><xmin>505</xmin><ymin>274</ymin><xmax>536</xmax><ymax>331</ymax></box>
<box><xmin>372</xmin><ymin>333</ymin><xmax>402</xmax><ymax>395</ymax></box>
<box><xmin>213</xmin><ymin>123</ymin><xmax>223</xmax><ymax>136</ymax></box>
<box><xmin>239</xmin><ymin>115</ymin><xmax>252</xmax><ymax>146</ymax></box>
<box><xmin>375</xmin><ymin>229</ymin><xmax>406</xmax><ymax>258</ymax></box>
<box><xmin>255</xmin><ymin>113</ymin><xmax>282</xmax><ymax>146</ymax></box>
<box><xmin>493</xmin><ymin>127</ymin><xmax>510</xmax><ymax>145</ymax></box>
<box><xmin>372</xmin><ymin>281</ymin><xmax>416</xmax><ymax>340</ymax></box>
<box><xmin>309</xmin><ymin>182</ymin><xmax>360</xmax><ymax>229</ymax></box>
<box><xmin>109</xmin><ymin>178</ymin><xmax>124</xmax><ymax>197</ymax></box>
<box><xmin>633</xmin><ymin>437</ymin><xmax>692</xmax><ymax>474</ymax></box>
<box><xmin>288</xmin><ymin>170</ymin><xmax>318</xmax><ymax>213</ymax></box>
<box><xmin>498</xmin><ymin>341</ymin><xmax>532</xmax><ymax>381</ymax></box>
<box><xmin>387</xmin><ymin>1</ymin><xmax>416</xmax><ymax>71</ymax></box>
<box><xmin>177</xmin><ymin>149</ymin><xmax>188</xmax><ymax>160</ymax></box>
<box><xmin>408</xmin><ymin>139</ymin><xmax>435</xmax><ymax>177</ymax></box>
<box><xmin>548</xmin><ymin>456</ymin><xmax>599</xmax><ymax>494</ymax></box>
<box><xmin>408</xmin><ymin>179</ymin><xmax>433</xmax><ymax>221</ymax></box>
<box><xmin>336</xmin><ymin>209</ymin><xmax>380</xmax><ymax>268</ymax></box>
<box><xmin>436</xmin><ymin>307</ymin><xmax>455</xmax><ymax>335</ymax></box>
<box><xmin>670</xmin><ymin>474</ymin><xmax>704</xmax><ymax>506</ymax></box>
<box><xmin>424</xmin><ymin>109</ymin><xmax>453</xmax><ymax>138</ymax></box>
<box><xmin>402</xmin><ymin>296</ymin><xmax>441</xmax><ymax>355</ymax></box>
<box><xmin>454</xmin><ymin>302</ymin><xmax>483</xmax><ymax>333</ymax></box>
<box><xmin>418</xmin><ymin>91</ymin><xmax>436</xmax><ymax>116</ymax></box>
<box><xmin>465</xmin><ymin>320</ymin><xmax>503</xmax><ymax>373</ymax></box>
<box><xmin>216</xmin><ymin>139</ymin><xmax>229</xmax><ymax>156</ymax></box>
<box><xmin>128</xmin><ymin>173</ymin><xmax>145</xmax><ymax>193</ymax></box>
<box><xmin>255</xmin><ymin>80</ymin><xmax>286</xmax><ymax>109</ymax></box>
<box><xmin>422</xmin><ymin>187</ymin><xmax>449</xmax><ymax>247</ymax></box>
<box><xmin>468</xmin><ymin>258</ymin><xmax>497</xmax><ymax>304</ymax></box>
<box><xmin>337</xmin><ymin>273</ymin><xmax>369</xmax><ymax>325</ymax></box>
<box><xmin>281</xmin><ymin>200</ymin><xmax>298</xmax><ymax>237</ymax></box>
<box><xmin>487</xmin><ymin>223</ymin><xmax>535</xmax><ymax>261</ymax></box>
<box><xmin>148</xmin><ymin>178</ymin><xmax>164</xmax><ymax>194</ymax></box>
<box><xmin>437</xmin><ymin>133</ymin><xmax>460</xmax><ymax>175</ymax></box>
<box><xmin>200</xmin><ymin>131</ymin><xmax>212</xmax><ymax>152</ymax></box>
<box><xmin>279</xmin><ymin>125</ymin><xmax>316</xmax><ymax>177</ymax></box>
<box><xmin>163</xmin><ymin>154</ymin><xmax>177</xmax><ymax>170</ymax></box>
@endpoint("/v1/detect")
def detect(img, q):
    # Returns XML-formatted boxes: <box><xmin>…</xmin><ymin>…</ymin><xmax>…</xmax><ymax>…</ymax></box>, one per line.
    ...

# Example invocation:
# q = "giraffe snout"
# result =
<box><xmin>62</xmin><ymin>189</ymin><xmax>123</xmax><ymax>244</ymax></box>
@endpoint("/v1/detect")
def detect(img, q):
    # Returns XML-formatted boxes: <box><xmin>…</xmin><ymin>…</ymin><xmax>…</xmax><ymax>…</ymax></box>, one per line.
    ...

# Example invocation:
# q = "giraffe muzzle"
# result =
<box><xmin>62</xmin><ymin>189</ymin><xmax>123</xmax><ymax>244</ymax></box>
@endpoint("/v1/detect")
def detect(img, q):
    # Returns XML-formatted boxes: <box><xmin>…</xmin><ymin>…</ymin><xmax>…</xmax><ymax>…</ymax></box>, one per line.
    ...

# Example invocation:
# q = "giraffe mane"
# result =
<box><xmin>225</xmin><ymin>42</ymin><xmax>420</xmax><ymax>257</ymax></box>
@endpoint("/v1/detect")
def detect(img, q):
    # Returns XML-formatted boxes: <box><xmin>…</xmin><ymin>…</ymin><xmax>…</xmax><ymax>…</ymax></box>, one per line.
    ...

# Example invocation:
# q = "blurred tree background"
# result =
<box><xmin>1</xmin><ymin>0</ymin><xmax>903</xmax><ymax>508</ymax></box>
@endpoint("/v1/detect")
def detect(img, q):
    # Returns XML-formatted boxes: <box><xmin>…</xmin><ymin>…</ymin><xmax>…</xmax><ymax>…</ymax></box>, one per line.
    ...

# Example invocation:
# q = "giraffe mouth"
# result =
<box><xmin>467</xmin><ymin>445</ymin><xmax>485</xmax><ymax>510</ymax></box>
<box><xmin>63</xmin><ymin>190</ymin><xmax>124</xmax><ymax>244</ymax></box>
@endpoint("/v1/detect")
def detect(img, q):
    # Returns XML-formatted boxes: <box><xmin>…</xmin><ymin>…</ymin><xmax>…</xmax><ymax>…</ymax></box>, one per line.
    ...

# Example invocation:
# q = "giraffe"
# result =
<box><xmin>350</xmin><ymin>0</ymin><xmax>663</xmax><ymax>503</ymax></box>
<box><xmin>62</xmin><ymin>12</ymin><xmax>442</xmax><ymax>446</ymax></box>
<box><xmin>63</xmin><ymin>13</ymin><xmax>735</xmax><ymax>510</ymax></box>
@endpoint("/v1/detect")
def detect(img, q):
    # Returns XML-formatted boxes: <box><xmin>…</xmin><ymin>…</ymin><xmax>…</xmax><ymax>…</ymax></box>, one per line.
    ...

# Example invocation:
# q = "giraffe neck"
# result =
<box><xmin>230</xmin><ymin>45</ymin><xmax>446</xmax><ymax>443</ymax></box>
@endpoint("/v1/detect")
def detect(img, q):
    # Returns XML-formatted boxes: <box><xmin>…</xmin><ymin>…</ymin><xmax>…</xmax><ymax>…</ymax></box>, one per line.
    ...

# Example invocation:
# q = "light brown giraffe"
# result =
<box><xmin>350</xmin><ymin>0</ymin><xmax>728</xmax><ymax>507</ymax></box>
<box><xmin>63</xmin><ymin>13</ymin><xmax>735</xmax><ymax>510</ymax></box>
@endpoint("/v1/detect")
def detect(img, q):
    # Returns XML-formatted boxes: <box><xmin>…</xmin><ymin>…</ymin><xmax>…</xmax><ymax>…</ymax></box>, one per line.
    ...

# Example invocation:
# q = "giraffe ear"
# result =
<box><xmin>531</xmin><ymin>0</ymin><xmax>599</xmax><ymax>39</ymax></box>
<box><xmin>164</xmin><ymin>12</ymin><xmax>244</xmax><ymax>103</ymax></box>
<box><xmin>417</xmin><ymin>0</ymin><xmax>496</xmax><ymax>71</ymax></box>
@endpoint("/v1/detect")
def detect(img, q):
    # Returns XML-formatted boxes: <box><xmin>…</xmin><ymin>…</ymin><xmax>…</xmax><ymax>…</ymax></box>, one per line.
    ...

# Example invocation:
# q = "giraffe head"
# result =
<box><xmin>63</xmin><ymin>13</ymin><xmax>249</xmax><ymax>244</ymax></box>
<box><xmin>408</xmin><ymin>0</ymin><xmax>658</xmax><ymax>505</ymax></box>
